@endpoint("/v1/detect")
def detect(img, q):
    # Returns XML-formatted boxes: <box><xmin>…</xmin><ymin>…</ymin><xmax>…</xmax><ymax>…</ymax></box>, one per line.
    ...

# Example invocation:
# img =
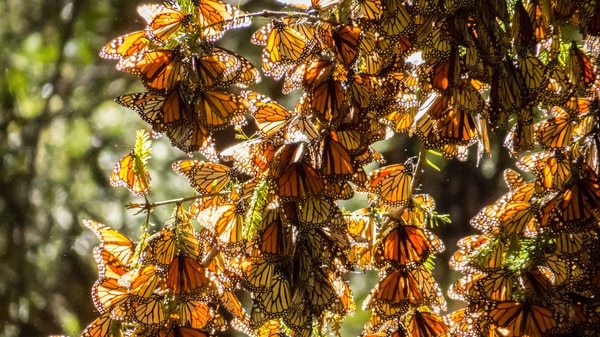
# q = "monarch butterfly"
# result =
<box><xmin>330</xmin><ymin>272</ymin><xmax>355</xmax><ymax>313</ymax></box>
<box><xmin>278</xmin><ymin>162</ymin><xmax>325</xmax><ymax>199</ymax></box>
<box><xmin>534</xmin><ymin>114</ymin><xmax>577</xmax><ymax>149</ymax></box>
<box><xmin>172</xmin><ymin>160</ymin><xmax>233</xmax><ymax>195</ymax></box>
<box><xmin>258</xmin><ymin>272</ymin><xmax>292</xmax><ymax>315</ymax></box>
<box><xmin>365</xmin><ymin>163</ymin><xmax>413</xmax><ymax>207</ymax></box>
<box><xmin>466</xmin><ymin>269</ymin><xmax>516</xmax><ymax>302</ymax></box>
<box><xmin>408</xmin><ymin>310</ymin><xmax>450</xmax><ymax>337</ymax></box>
<box><xmin>287</xmin><ymin>287</ymin><xmax>315</xmax><ymax>330</ymax></box>
<box><xmin>363</xmin><ymin>311</ymin><xmax>400</xmax><ymax>335</ymax></box>
<box><xmin>382</xmin><ymin>99</ymin><xmax>418</xmax><ymax>133</ymax></box>
<box><xmin>449</xmin><ymin>306</ymin><xmax>502</xmax><ymax>337</ymax></box>
<box><xmin>353</xmin><ymin>0</ymin><xmax>382</xmax><ymax>20</ymax></box>
<box><xmin>159</xmin><ymin>324</ymin><xmax>212</xmax><ymax>337</ymax></box>
<box><xmin>295</xmin><ymin>197</ymin><xmax>344</xmax><ymax>229</ymax></box>
<box><xmin>219</xmin><ymin>287</ymin><xmax>247</xmax><ymax>322</ymax></box>
<box><xmin>516</xmin><ymin>53</ymin><xmax>547</xmax><ymax>92</ymax></box>
<box><xmin>81</xmin><ymin>313</ymin><xmax>117</xmax><ymax>337</ymax></box>
<box><xmin>92</xmin><ymin>277</ymin><xmax>129</xmax><ymax>315</ymax></box>
<box><xmin>220</xmin><ymin>138</ymin><xmax>276</xmax><ymax>175</ymax></box>
<box><xmin>448</xmin><ymin>273</ymin><xmax>485</xmax><ymax>302</ymax></box>
<box><xmin>368</xmin><ymin>269</ymin><xmax>423</xmax><ymax>318</ymax></box>
<box><xmin>117</xmin><ymin>49</ymin><xmax>187</xmax><ymax>94</ymax></box>
<box><xmin>166</xmin><ymin>254</ymin><xmax>211</xmax><ymax>294</ymax></box>
<box><xmin>238</xmin><ymin>257</ymin><xmax>276</xmax><ymax>291</ymax></box>
<box><xmin>499</xmin><ymin>199</ymin><xmax>540</xmax><ymax>235</ymax></box>
<box><xmin>284</xmin><ymin>114</ymin><xmax>320</xmax><ymax>142</ymax></box>
<box><xmin>504</xmin><ymin>116</ymin><xmax>535</xmax><ymax>155</ymax></box>
<box><xmin>100</xmin><ymin>30</ymin><xmax>150</xmax><ymax>60</ymax></box>
<box><xmin>176</xmin><ymin>220</ymin><xmax>203</xmax><ymax>260</ymax></box>
<box><xmin>489</xmin><ymin>60</ymin><xmax>525</xmax><ymax>127</ymax></box>
<box><xmin>176</xmin><ymin>296</ymin><xmax>215</xmax><ymax>328</ymax></box>
<box><xmin>193</xmin><ymin>0</ymin><xmax>250</xmax><ymax>41</ymax></box>
<box><xmin>449</xmin><ymin>235</ymin><xmax>491</xmax><ymax>271</ymax></box>
<box><xmin>419</xmin><ymin>45</ymin><xmax>460</xmax><ymax>92</ymax></box>
<box><xmin>141</xmin><ymin>228</ymin><xmax>177</xmax><ymax>266</ymax></box>
<box><xmin>131</xmin><ymin>294</ymin><xmax>168</xmax><ymax>326</ymax></box>
<box><xmin>414</xmin><ymin>265</ymin><xmax>446</xmax><ymax>309</ymax></box>
<box><xmin>416</xmin><ymin>94</ymin><xmax>480</xmax><ymax>148</ymax></box>
<box><xmin>437</xmin><ymin>106</ymin><xmax>480</xmax><ymax>146</ymax></box>
<box><xmin>347</xmin><ymin>73</ymin><xmax>383</xmax><ymax>111</ymax></box>
<box><xmin>521</xmin><ymin>266</ymin><xmax>554</xmax><ymax>299</ymax></box>
<box><xmin>542</xmin><ymin>253</ymin><xmax>578</xmax><ymax>285</ymax></box>
<box><xmin>116</xmin><ymin>87</ymin><xmax>189</xmax><ymax>134</ymax></box>
<box><xmin>375</xmin><ymin>222</ymin><xmax>443</xmax><ymax>267</ymax></box>
<box><xmin>331</xmin><ymin>24</ymin><xmax>361</xmax><ymax>66</ymax></box>
<box><xmin>194</xmin><ymin>45</ymin><xmax>260</xmax><ymax>89</ymax></box>
<box><xmin>471</xmin><ymin>198</ymin><xmax>505</xmax><ymax>234</ymax></box>
<box><xmin>137</xmin><ymin>3</ymin><xmax>193</xmax><ymax>43</ymax></box>
<box><xmin>489</xmin><ymin>301</ymin><xmax>557</xmax><ymax>337</ymax></box>
<box><xmin>251</xmin><ymin>18</ymin><xmax>316</xmax><ymax>79</ymax></box>
<box><xmin>420</xmin><ymin>18</ymin><xmax>452</xmax><ymax>60</ymax></box>
<box><xmin>541</xmin><ymin>168</ymin><xmax>600</xmax><ymax>229</ymax></box>
<box><xmin>195</xmin><ymin>203</ymin><xmax>245</xmax><ymax>251</ymax></box>
<box><xmin>194</xmin><ymin>90</ymin><xmax>249</xmax><ymax>131</ymax></box>
<box><xmin>166</xmin><ymin>114</ymin><xmax>217</xmax><ymax>160</ymax></box>
<box><xmin>317</xmin><ymin>133</ymin><xmax>354</xmax><ymax>178</ymax></box>
<box><xmin>463</xmin><ymin>44</ymin><xmax>485</xmax><ymax>78</ymax></box>
<box><xmin>527</xmin><ymin>0</ymin><xmax>553</xmax><ymax>40</ymax></box>
<box><xmin>453</xmin><ymin>82</ymin><xmax>486</xmax><ymax>113</ymax></box>
<box><xmin>243</xmin><ymin>92</ymin><xmax>291</xmax><ymax>137</ymax></box>
<box><xmin>512</xmin><ymin>0</ymin><xmax>536</xmax><ymax>52</ymax></box>
<box><xmin>345</xmin><ymin>207</ymin><xmax>377</xmax><ymax>243</ymax></box>
<box><xmin>110</xmin><ymin>151</ymin><xmax>151</xmax><ymax>197</ymax></box>
<box><xmin>298</xmin><ymin>71</ymin><xmax>347</xmax><ymax>123</ymax></box>
<box><xmin>308</xmin><ymin>269</ymin><xmax>347</xmax><ymax>315</ymax></box>
<box><xmin>400</xmin><ymin>194</ymin><xmax>436</xmax><ymax>227</ymax></box>
<box><xmin>83</xmin><ymin>220</ymin><xmax>135</xmax><ymax>266</ymax></box>
<box><xmin>260</xmin><ymin>219</ymin><xmax>292</xmax><ymax>258</ymax></box>
<box><xmin>119</xmin><ymin>265</ymin><xmax>163</xmax><ymax>298</ymax></box>
<box><xmin>254</xmin><ymin>319</ymin><xmax>288</xmax><ymax>337</ymax></box>
<box><xmin>330</xmin><ymin>126</ymin><xmax>366</xmax><ymax>155</ymax></box>
<box><xmin>379</xmin><ymin>1</ymin><xmax>415</xmax><ymax>38</ymax></box>
<box><xmin>504</xmin><ymin>168</ymin><xmax>526</xmax><ymax>191</ymax></box>
<box><xmin>554</xmin><ymin>230</ymin><xmax>587</xmax><ymax>254</ymax></box>
<box><xmin>451</xmin><ymin>234</ymin><xmax>507</xmax><ymax>272</ymax></box>
<box><xmin>300</xmin><ymin>227</ymin><xmax>351</xmax><ymax>265</ymax></box>
<box><xmin>287</xmin><ymin>238</ymin><xmax>313</xmax><ymax>286</ymax></box>
<box><xmin>93</xmin><ymin>247</ymin><xmax>129</xmax><ymax>280</ymax></box>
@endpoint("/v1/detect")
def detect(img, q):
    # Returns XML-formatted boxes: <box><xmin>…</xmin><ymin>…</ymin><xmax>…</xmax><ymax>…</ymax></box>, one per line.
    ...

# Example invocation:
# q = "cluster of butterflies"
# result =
<box><xmin>91</xmin><ymin>0</ymin><xmax>600</xmax><ymax>336</ymax></box>
<box><xmin>435</xmin><ymin>1</ymin><xmax>600</xmax><ymax>336</ymax></box>
<box><xmin>101</xmin><ymin>0</ymin><xmax>258</xmax><ymax>162</ymax></box>
<box><xmin>81</xmin><ymin>208</ymin><xmax>251</xmax><ymax>337</ymax></box>
<box><xmin>448</xmin><ymin>159</ymin><xmax>600</xmax><ymax>336</ymax></box>
<box><xmin>447</xmin><ymin>101</ymin><xmax>600</xmax><ymax>336</ymax></box>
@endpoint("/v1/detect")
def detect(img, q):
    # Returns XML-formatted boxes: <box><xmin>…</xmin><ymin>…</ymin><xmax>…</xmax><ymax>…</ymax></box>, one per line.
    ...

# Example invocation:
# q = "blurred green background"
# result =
<box><xmin>0</xmin><ymin>0</ymin><xmax>515</xmax><ymax>336</ymax></box>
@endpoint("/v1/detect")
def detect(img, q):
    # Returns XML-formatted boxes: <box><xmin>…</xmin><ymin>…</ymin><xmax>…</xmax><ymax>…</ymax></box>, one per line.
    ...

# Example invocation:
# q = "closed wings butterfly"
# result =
<box><xmin>172</xmin><ymin>159</ymin><xmax>233</xmax><ymax>195</ymax></box>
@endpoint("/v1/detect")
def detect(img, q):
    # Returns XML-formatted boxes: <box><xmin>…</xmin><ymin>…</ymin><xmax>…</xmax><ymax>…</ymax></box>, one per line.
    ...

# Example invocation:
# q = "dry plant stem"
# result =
<box><xmin>238</xmin><ymin>10</ymin><xmax>339</xmax><ymax>25</ymax></box>
<box><xmin>126</xmin><ymin>193</ymin><xmax>227</xmax><ymax>213</ymax></box>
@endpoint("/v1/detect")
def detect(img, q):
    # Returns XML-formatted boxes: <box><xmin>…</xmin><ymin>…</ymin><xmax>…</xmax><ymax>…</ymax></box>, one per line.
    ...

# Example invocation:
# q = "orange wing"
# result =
<box><xmin>109</xmin><ymin>152</ymin><xmax>151</xmax><ymax>197</ymax></box>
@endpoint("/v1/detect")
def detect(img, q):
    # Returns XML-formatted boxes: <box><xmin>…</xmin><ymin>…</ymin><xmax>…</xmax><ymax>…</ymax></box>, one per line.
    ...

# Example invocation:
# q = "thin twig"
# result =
<box><xmin>126</xmin><ymin>192</ymin><xmax>227</xmax><ymax>213</ymax></box>
<box><xmin>197</xmin><ymin>9</ymin><xmax>340</xmax><ymax>32</ymax></box>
